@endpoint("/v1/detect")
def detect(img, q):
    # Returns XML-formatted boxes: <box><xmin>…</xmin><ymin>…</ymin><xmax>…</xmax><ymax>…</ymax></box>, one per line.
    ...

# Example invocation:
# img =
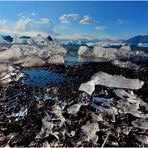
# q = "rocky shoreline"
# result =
<box><xmin>0</xmin><ymin>61</ymin><xmax>148</xmax><ymax>147</ymax></box>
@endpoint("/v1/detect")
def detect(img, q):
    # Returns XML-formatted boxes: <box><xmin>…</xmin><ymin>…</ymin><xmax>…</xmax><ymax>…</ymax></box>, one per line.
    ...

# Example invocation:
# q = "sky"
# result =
<box><xmin>0</xmin><ymin>1</ymin><xmax>148</xmax><ymax>40</ymax></box>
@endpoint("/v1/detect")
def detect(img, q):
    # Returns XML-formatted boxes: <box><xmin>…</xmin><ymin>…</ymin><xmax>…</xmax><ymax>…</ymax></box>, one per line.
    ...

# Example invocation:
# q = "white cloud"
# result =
<box><xmin>31</xmin><ymin>13</ymin><xmax>36</xmax><ymax>16</ymax></box>
<box><xmin>0</xmin><ymin>16</ymin><xmax>54</xmax><ymax>36</ymax></box>
<box><xmin>117</xmin><ymin>19</ymin><xmax>128</xmax><ymax>25</ymax></box>
<box><xmin>95</xmin><ymin>26</ymin><xmax>108</xmax><ymax>30</ymax></box>
<box><xmin>59</xmin><ymin>14</ymin><xmax>79</xmax><ymax>24</ymax></box>
<box><xmin>79</xmin><ymin>15</ymin><xmax>92</xmax><ymax>24</ymax></box>
<box><xmin>0</xmin><ymin>20</ymin><xmax>9</xmax><ymax>27</ymax></box>
<box><xmin>15</xmin><ymin>17</ymin><xmax>32</xmax><ymax>30</ymax></box>
<box><xmin>18</xmin><ymin>12</ymin><xmax>24</xmax><ymax>17</ymax></box>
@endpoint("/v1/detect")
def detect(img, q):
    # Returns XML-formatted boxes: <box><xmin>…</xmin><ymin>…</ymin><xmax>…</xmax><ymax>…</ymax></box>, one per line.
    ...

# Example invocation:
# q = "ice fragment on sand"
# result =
<box><xmin>6</xmin><ymin>108</ymin><xmax>28</xmax><ymax>119</ymax></box>
<box><xmin>0</xmin><ymin>63</ymin><xmax>26</xmax><ymax>84</ymax></box>
<box><xmin>112</xmin><ymin>60</ymin><xmax>139</xmax><ymax>70</ymax></box>
<box><xmin>132</xmin><ymin>119</ymin><xmax>148</xmax><ymax>130</ymax></box>
<box><xmin>114</xmin><ymin>89</ymin><xmax>146</xmax><ymax>106</ymax></box>
<box><xmin>79</xmin><ymin>72</ymin><xmax>144</xmax><ymax>95</ymax></box>
<box><xmin>91</xmin><ymin>97</ymin><xmax>116</xmax><ymax>122</ymax></box>
<box><xmin>116</xmin><ymin>99</ymin><xmax>148</xmax><ymax>118</ymax></box>
<box><xmin>81</xmin><ymin>121</ymin><xmax>99</xmax><ymax>142</ymax></box>
<box><xmin>67</xmin><ymin>103</ymin><xmax>82</xmax><ymax>115</ymax></box>
<box><xmin>91</xmin><ymin>113</ymin><xmax>103</xmax><ymax>122</ymax></box>
<box><xmin>135</xmin><ymin>135</ymin><xmax>148</xmax><ymax>145</ymax></box>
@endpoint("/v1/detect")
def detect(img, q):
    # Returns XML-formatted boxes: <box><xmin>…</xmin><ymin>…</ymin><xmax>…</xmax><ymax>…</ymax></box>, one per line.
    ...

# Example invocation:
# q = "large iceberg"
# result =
<box><xmin>0</xmin><ymin>34</ymin><xmax>66</xmax><ymax>65</ymax></box>
<box><xmin>79</xmin><ymin>71</ymin><xmax>144</xmax><ymax>95</ymax></box>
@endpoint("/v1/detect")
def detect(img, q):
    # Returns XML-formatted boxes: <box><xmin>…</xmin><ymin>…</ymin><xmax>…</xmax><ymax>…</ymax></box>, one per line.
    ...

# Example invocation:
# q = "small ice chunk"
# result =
<box><xmin>44</xmin><ymin>94</ymin><xmax>53</xmax><ymax>101</ymax></box>
<box><xmin>0</xmin><ymin>63</ymin><xmax>26</xmax><ymax>84</ymax></box>
<box><xmin>114</xmin><ymin>89</ymin><xmax>146</xmax><ymax>105</ymax></box>
<box><xmin>6</xmin><ymin>108</ymin><xmax>28</xmax><ymax>119</ymax></box>
<box><xmin>67</xmin><ymin>103</ymin><xmax>82</xmax><ymax>115</ymax></box>
<box><xmin>135</xmin><ymin>135</ymin><xmax>148</xmax><ymax>145</ymax></box>
<box><xmin>78</xmin><ymin>46</ymin><xmax>91</xmax><ymax>57</ymax></box>
<box><xmin>79</xmin><ymin>80</ymin><xmax>95</xmax><ymax>96</ymax></box>
<box><xmin>112</xmin><ymin>60</ymin><xmax>139</xmax><ymax>70</ymax></box>
<box><xmin>132</xmin><ymin>119</ymin><xmax>148</xmax><ymax>130</ymax></box>
<box><xmin>81</xmin><ymin>121</ymin><xmax>100</xmax><ymax>142</ymax></box>
<box><xmin>116</xmin><ymin>99</ymin><xmax>147</xmax><ymax>118</ymax></box>
<box><xmin>91</xmin><ymin>113</ymin><xmax>103</xmax><ymax>122</ymax></box>
<box><xmin>79</xmin><ymin>72</ymin><xmax>144</xmax><ymax>95</ymax></box>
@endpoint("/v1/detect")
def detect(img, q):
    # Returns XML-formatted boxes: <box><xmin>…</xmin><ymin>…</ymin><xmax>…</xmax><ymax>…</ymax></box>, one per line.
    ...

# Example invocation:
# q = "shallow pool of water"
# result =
<box><xmin>22</xmin><ymin>69</ymin><xmax>76</xmax><ymax>87</ymax></box>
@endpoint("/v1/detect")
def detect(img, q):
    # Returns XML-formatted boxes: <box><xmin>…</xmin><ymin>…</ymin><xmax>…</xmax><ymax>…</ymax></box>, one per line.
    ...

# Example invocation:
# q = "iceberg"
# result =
<box><xmin>78</xmin><ymin>45</ymin><xmax>144</xmax><ymax>61</ymax></box>
<box><xmin>0</xmin><ymin>35</ymin><xmax>66</xmax><ymax>65</ymax></box>
<box><xmin>79</xmin><ymin>71</ymin><xmax>144</xmax><ymax>95</ymax></box>
<box><xmin>93</xmin><ymin>46</ymin><xmax>118</xmax><ymax>60</ymax></box>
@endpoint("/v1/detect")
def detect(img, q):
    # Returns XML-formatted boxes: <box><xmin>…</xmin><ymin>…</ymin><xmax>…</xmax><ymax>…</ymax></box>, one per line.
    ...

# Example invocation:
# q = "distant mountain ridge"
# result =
<box><xmin>125</xmin><ymin>35</ymin><xmax>148</xmax><ymax>45</ymax></box>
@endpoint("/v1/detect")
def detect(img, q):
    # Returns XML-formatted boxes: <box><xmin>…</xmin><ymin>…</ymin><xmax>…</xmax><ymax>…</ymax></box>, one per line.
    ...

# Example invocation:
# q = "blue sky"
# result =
<box><xmin>0</xmin><ymin>1</ymin><xmax>148</xmax><ymax>40</ymax></box>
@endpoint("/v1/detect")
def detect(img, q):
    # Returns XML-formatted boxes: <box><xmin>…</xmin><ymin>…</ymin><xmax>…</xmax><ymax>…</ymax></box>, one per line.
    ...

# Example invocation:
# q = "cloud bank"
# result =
<box><xmin>0</xmin><ymin>16</ymin><xmax>54</xmax><ymax>36</ymax></box>
<box><xmin>79</xmin><ymin>15</ymin><xmax>92</xmax><ymax>24</ymax></box>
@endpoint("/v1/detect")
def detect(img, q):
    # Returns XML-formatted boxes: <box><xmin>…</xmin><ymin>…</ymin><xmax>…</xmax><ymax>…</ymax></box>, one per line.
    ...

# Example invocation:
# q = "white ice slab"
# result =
<box><xmin>79</xmin><ymin>72</ymin><xmax>144</xmax><ymax>95</ymax></box>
